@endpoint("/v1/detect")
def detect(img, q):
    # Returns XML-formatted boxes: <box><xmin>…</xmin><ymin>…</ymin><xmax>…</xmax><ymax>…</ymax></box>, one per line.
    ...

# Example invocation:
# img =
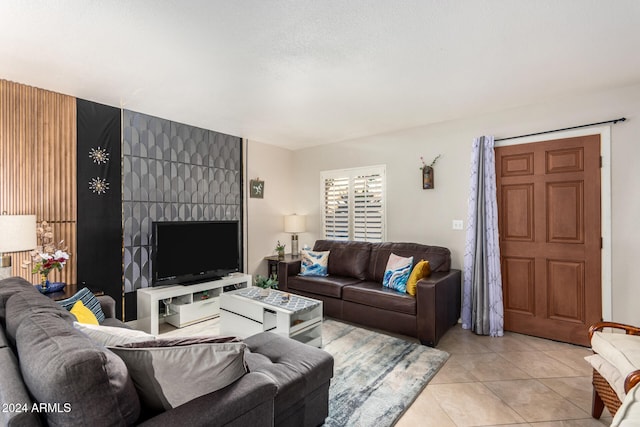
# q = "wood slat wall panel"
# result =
<box><xmin>0</xmin><ymin>79</ymin><xmax>77</xmax><ymax>284</ymax></box>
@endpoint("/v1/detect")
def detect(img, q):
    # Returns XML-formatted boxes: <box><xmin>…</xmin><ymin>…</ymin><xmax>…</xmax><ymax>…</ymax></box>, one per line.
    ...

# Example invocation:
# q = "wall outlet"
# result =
<box><xmin>452</xmin><ymin>220</ymin><xmax>464</xmax><ymax>230</ymax></box>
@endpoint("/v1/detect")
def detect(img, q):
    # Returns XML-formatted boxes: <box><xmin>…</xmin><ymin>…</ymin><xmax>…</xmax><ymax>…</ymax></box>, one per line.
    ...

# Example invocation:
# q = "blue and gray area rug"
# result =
<box><xmin>321</xmin><ymin>319</ymin><xmax>449</xmax><ymax>427</ymax></box>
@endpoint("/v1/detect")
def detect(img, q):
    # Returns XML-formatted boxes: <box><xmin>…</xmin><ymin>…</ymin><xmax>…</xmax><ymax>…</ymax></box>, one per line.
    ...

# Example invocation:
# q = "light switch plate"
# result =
<box><xmin>452</xmin><ymin>220</ymin><xmax>464</xmax><ymax>230</ymax></box>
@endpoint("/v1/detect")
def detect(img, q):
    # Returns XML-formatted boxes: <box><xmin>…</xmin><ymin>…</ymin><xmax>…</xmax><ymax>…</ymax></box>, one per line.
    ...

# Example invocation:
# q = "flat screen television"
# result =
<box><xmin>152</xmin><ymin>220</ymin><xmax>241</xmax><ymax>286</ymax></box>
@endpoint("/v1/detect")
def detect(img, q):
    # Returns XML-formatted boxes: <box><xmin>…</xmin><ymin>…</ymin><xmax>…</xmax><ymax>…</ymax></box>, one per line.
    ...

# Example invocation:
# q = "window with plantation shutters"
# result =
<box><xmin>321</xmin><ymin>165</ymin><xmax>386</xmax><ymax>242</ymax></box>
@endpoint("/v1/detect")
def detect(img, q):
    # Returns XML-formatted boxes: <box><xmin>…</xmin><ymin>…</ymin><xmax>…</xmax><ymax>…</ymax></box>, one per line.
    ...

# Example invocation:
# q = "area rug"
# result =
<box><xmin>321</xmin><ymin>319</ymin><xmax>449</xmax><ymax>427</ymax></box>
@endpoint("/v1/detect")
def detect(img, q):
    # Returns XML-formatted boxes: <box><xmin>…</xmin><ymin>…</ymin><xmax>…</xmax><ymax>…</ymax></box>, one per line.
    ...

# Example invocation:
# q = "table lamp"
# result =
<box><xmin>0</xmin><ymin>214</ymin><xmax>37</xmax><ymax>279</ymax></box>
<box><xmin>284</xmin><ymin>214</ymin><xmax>306</xmax><ymax>256</ymax></box>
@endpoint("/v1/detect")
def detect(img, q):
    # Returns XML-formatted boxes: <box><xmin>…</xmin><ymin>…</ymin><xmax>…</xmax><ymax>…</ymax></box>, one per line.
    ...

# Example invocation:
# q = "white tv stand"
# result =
<box><xmin>136</xmin><ymin>273</ymin><xmax>252</xmax><ymax>335</ymax></box>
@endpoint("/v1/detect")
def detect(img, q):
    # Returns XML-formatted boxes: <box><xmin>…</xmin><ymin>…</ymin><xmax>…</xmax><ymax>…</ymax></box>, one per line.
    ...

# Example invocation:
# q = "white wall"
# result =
<box><xmin>245</xmin><ymin>140</ymin><xmax>296</xmax><ymax>279</ymax></box>
<box><xmin>291</xmin><ymin>83</ymin><xmax>640</xmax><ymax>326</ymax></box>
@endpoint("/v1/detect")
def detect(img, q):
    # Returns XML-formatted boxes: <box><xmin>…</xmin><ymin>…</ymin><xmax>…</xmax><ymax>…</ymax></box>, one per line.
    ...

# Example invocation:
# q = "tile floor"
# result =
<box><xmin>156</xmin><ymin>318</ymin><xmax>612</xmax><ymax>427</ymax></box>
<box><xmin>396</xmin><ymin>325</ymin><xmax>612</xmax><ymax>427</ymax></box>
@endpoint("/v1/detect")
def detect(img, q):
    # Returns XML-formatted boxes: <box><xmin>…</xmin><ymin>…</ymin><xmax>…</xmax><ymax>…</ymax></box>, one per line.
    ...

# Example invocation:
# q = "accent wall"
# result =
<box><xmin>122</xmin><ymin>110</ymin><xmax>243</xmax><ymax>320</ymax></box>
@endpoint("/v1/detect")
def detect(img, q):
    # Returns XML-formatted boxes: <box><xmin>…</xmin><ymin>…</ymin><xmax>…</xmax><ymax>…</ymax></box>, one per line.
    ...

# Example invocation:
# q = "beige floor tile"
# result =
<box><xmin>510</xmin><ymin>333</ymin><xmax>584</xmax><ymax>352</ymax></box>
<box><xmin>538</xmin><ymin>376</ymin><xmax>594</xmax><ymax>414</ymax></box>
<box><xmin>481</xmin><ymin>425</ymin><xmax>532</xmax><ymax>427</ymax></box>
<box><xmin>543</xmin><ymin>349</ymin><xmax>594</xmax><ymax>376</ymax></box>
<box><xmin>449</xmin><ymin>352</ymin><xmax>531</xmax><ymax>381</ymax></box>
<box><xmin>478</xmin><ymin>333</ymin><xmax>540</xmax><ymax>353</ymax></box>
<box><xmin>437</xmin><ymin>331</ymin><xmax>495</xmax><ymax>355</ymax></box>
<box><xmin>430</xmin><ymin>382</ymin><xmax>525</xmax><ymax>426</ymax></box>
<box><xmin>530</xmin><ymin>419</ymin><xmax>610</xmax><ymax>426</ymax></box>
<box><xmin>396</xmin><ymin>386</ymin><xmax>457</xmax><ymax>427</ymax></box>
<box><xmin>498</xmin><ymin>351</ymin><xmax>584</xmax><ymax>378</ymax></box>
<box><xmin>430</xmin><ymin>359</ymin><xmax>480</xmax><ymax>384</ymax></box>
<box><xmin>484</xmin><ymin>379</ymin><xmax>588</xmax><ymax>422</ymax></box>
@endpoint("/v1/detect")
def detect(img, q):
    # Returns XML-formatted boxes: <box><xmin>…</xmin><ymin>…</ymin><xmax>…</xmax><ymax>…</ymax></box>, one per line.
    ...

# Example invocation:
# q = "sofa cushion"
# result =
<box><xmin>591</xmin><ymin>331</ymin><xmax>640</xmax><ymax>382</ymax></box>
<box><xmin>0</xmin><ymin>327</ymin><xmax>8</xmax><ymax>349</ymax></box>
<box><xmin>299</xmin><ymin>250</ymin><xmax>330</xmax><ymax>277</ymax></box>
<box><xmin>313</xmin><ymin>240</ymin><xmax>371</xmax><ymax>280</ymax></box>
<box><xmin>368</xmin><ymin>242</ymin><xmax>451</xmax><ymax>282</ymax></box>
<box><xmin>343</xmin><ymin>281</ymin><xmax>417</xmax><ymax>315</ymax></box>
<box><xmin>16</xmin><ymin>314</ymin><xmax>140</xmax><ymax>427</ymax></box>
<box><xmin>612</xmin><ymin>382</ymin><xmax>640</xmax><ymax>427</ymax></box>
<box><xmin>0</xmin><ymin>347</ymin><xmax>42</xmax><ymax>427</ymax></box>
<box><xmin>288</xmin><ymin>275</ymin><xmax>361</xmax><ymax>298</ymax></box>
<box><xmin>382</xmin><ymin>253</ymin><xmax>413</xmax><ymax>293</ymax></box>
<box><xmin>5</xmin><ymin>291</ymin><xmax>75</xmax><ymax>346</ymax></box>
<box><xmin>74</xmin><ymin>322</ymin><xmax>156</xmax><ymax>346</ymax></box>
<box><xmin>110</xmin><ymin>337</ymin><xmax>248</xmax><ymax>414</ymax></box>
<box><xmin>0</xmin><ymin>277</ymin><xmax>39</xmax><ymax>328</ymax></box>
<box><xmin>57</xmin><ymin>287</ymin><xmax>106</xmax><ymax>323</ymax></box>
<box><xmin>406</xmin><ymin>260</ymin><xmax>431</xmax><ymax>296</ymax></box>
<box><xmin>244</xmin><ymin>332</ymin><xmax>333</xmax><ymax>418</ymax></box>
<box><xmin>585</xmin><ymin>354</ymin><xmax>626</xmax><ymax>401</ymax></box>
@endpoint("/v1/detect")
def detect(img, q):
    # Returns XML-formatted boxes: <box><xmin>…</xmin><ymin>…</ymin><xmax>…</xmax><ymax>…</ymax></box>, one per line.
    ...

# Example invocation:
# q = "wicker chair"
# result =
<box><xmin>588</xmin><ymin>322</ymin><xmax>640</xmax><ymax>419</ymax></box>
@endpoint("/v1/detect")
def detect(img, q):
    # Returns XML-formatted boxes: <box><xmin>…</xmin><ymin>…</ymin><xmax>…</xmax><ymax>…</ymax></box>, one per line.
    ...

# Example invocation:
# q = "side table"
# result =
<box><xmin>45</xmin><ymin>283</ymin><xmax>104</xmax><ymax>301</ymax></box>
<box><xmin>264</xmin><ymin>254</ymin><xmax>301</xmax><ymax>277</ymax></box>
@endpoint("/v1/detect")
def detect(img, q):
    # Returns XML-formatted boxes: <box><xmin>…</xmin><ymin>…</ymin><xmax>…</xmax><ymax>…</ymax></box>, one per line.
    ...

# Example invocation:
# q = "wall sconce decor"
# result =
<box><xmin>250</xmin><ymin>178</ymin><xmax>265</xmax><ymax>198</ymax></box>
<box><xmin>420</xmin><ymin>154</ymin><xmax>441</xmax><ymax>189</ymax></box>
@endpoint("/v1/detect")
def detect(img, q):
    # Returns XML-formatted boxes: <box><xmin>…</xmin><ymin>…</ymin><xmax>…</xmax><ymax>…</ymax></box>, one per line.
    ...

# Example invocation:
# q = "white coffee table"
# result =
<box><xmin>220</xmin><ymin>288</ymin><xmax>323</xmax><ymax>347</ymax></box>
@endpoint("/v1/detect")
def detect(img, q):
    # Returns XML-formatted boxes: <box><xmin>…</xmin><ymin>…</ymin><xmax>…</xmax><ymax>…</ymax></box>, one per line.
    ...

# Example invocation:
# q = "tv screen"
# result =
<box><xmin>152</xmin><ymin>221</ymin><xmax>241</xmax><ymax>286</ymax></box>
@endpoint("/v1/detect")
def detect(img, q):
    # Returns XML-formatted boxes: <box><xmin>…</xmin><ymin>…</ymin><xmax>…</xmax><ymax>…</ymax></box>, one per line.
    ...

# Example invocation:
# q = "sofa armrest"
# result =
<box><xmin>96</xmin><ymin>295</ymin><xmax>116</xmax><ymax>319</ymax></box>
<box><xmin>415</xmin><ymin>269</ymin><xmax>461</xmax><ymax>347</ymax></box>
<box><xmin>277</xmin><ymin>260</ymin><xmax>301</xmax><ymax>292</ymax></box>
<box><xmin>138</xmin><ymin>371</ymin><xmax>276</xmax><ymax>427</ymax></box>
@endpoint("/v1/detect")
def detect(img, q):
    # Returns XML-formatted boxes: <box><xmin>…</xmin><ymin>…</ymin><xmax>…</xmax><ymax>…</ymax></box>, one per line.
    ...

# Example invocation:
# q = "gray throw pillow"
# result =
<box><xmin>109</xmin><ymin>336</ymin><xmax>248</xmax><ymax>413</ymax></box>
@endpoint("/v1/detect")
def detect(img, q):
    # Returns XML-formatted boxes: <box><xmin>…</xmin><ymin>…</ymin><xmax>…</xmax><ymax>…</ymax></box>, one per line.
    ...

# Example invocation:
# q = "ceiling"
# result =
<box><xmin>1</xmin><ymin>1</ymin><xmax>639</xmax><ymax>150</ymax></box>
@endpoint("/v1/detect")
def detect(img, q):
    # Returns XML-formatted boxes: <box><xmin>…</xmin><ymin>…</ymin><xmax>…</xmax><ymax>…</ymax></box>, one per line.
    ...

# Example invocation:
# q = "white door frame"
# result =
<box><xmin>495</xmin><ymin>126</ymin><xmax>612</xmax><ymax>321</ymax></box>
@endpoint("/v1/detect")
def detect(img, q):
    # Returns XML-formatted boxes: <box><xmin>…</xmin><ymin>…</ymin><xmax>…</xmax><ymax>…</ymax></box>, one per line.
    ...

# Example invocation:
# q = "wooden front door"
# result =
<box><xmin>496</xmin><ymin>135</ymin><xmax>601</xmax><ymax>346</ymax></box>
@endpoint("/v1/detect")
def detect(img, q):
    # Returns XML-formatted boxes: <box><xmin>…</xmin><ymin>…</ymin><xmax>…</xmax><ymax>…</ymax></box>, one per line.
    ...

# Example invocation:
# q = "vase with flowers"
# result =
<box><xmin>21</xmin><ymin>221</ymin><xmax>70</xmax><ymax>292</ymax></box>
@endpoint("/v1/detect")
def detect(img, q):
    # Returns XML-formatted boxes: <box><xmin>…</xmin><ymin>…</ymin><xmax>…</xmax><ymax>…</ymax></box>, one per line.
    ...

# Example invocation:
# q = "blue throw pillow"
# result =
<box><xmin>299</xmin><ymin>250</ymin><xmax>330</xmax><ymax>277</ymax></box>
<box><xmin>382</xmin><ymin>253</ymin><xmax>414</xmax><ymax>293</ymax></box>
<box><xmin>57</xmin><ymin>287</ymin><xmax>106</xmax><ymax>323</ymax></box>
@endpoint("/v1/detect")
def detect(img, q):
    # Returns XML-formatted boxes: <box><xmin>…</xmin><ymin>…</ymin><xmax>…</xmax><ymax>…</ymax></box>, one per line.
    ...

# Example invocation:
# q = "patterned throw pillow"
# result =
<box><xmin>406</xmin><ymin>260</ymin><xmax>431</xmax><ymax>296</ymax></box>
<box><xmin>382</xmin><ymin>253</ymin><xmax>414</xmax><ymax>293</ymax></box>
<box><xmin>57</xmin><ymin>287</ymin><xmax>106</xmax><ymax>323</ymax></box>
<box><xmin>299</xmin><ymin>250</ymin><xmax>330</xmax><ymax>277</ymax></box>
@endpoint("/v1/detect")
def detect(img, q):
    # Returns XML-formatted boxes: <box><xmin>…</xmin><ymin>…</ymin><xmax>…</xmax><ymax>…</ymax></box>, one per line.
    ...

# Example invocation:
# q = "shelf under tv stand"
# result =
<box><xmin>136</xmin><ymin>273</ymin><xmax>252</xmax><ymax>335</ymax></box>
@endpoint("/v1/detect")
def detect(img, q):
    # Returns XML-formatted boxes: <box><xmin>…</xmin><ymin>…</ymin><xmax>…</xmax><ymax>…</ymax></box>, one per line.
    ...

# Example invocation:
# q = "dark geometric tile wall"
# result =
<box><xmin>122</xmin><ymin>110</ymin><xmax>242</xmax><ymax>293</ymax></box>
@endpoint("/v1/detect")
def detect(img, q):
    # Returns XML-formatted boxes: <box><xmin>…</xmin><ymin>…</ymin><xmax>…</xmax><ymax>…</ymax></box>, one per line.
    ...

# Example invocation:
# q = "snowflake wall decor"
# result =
<box><xmin>89</xmin><ymin>177</ymin><xmax>110</xmax><ymax>195</ymax></box>
<box><xmin>89</xmin><ymin>146</ymin><xmax>109</xmax><ymax>164</ymax></box>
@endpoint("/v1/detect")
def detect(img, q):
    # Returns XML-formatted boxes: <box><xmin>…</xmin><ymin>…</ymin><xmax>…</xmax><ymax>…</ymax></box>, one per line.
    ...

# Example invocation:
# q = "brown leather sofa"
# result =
<box><xmin>278</xmin><ymin>240</ymin><xmax>461</xmax><ymax>347</ymax></box>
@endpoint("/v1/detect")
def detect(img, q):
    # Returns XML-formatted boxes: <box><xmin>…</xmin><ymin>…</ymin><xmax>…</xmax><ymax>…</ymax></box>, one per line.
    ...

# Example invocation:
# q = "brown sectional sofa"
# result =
<box><xmin>278</xmin><ymin>240</ymin><xmax>462</xmax><ymax>347</ymax></box>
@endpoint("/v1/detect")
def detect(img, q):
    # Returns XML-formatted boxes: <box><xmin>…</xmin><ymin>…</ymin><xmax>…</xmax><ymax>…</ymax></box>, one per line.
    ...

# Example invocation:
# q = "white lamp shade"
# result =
<box><xmin>284</xmin><ymin>215</ymin><xmax>306</xmax><ymax>233</ymax></box>
<box><xmin>0</xmin><ymin>215</ymin><xmax>37</xmax><ymax>253</ymax></box>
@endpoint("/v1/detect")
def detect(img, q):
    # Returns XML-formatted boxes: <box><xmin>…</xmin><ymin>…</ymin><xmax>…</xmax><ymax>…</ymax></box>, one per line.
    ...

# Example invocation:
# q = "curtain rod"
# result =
<box><xmin>495</xmin><ymin>117</ymin><xmax>627</xmax><ymax>142</ymax></box>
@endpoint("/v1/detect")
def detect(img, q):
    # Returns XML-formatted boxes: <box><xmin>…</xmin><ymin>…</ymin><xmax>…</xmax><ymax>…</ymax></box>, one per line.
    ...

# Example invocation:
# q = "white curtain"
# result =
<box><xmin>462</xmin><ymin>135</ymin><xmax>504</xmax><ymax>337</ymax></box>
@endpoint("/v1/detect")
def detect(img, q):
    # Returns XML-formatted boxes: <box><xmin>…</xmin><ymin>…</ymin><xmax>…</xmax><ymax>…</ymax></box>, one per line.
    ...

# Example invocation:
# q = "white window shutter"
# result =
<box><xmin>353</xmin><ymin>172</ymin><xmax>384</xmax><ymax>242</ymax></box>
<box><xmin>321</xmin><ymin>166</ymin><xmax>385</xmax><ymax>242</ymax></box>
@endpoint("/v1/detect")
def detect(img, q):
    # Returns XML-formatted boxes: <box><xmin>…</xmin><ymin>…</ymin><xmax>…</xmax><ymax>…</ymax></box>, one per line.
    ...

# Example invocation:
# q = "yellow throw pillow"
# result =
<box><xmin>406</xmin><ymin>260</ymin><xmax>431</xmax><ymax>296</ymax></box>
<box><xmin>70</xmin><ymin>300</ymin><xmax>99</xmax><ymax>325</ymax></box>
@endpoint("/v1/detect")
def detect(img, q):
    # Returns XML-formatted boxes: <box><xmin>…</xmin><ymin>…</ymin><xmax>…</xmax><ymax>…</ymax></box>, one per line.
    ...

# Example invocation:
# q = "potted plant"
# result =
<box><xmin>275</xmin><ymin>241</ymin><xmax>286</xmax><ymax>259</ymax></box>
<box><xmin>254</xmin><ymin>274</ymin><xmax>278</xmax><ymax>297</ymax></box>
